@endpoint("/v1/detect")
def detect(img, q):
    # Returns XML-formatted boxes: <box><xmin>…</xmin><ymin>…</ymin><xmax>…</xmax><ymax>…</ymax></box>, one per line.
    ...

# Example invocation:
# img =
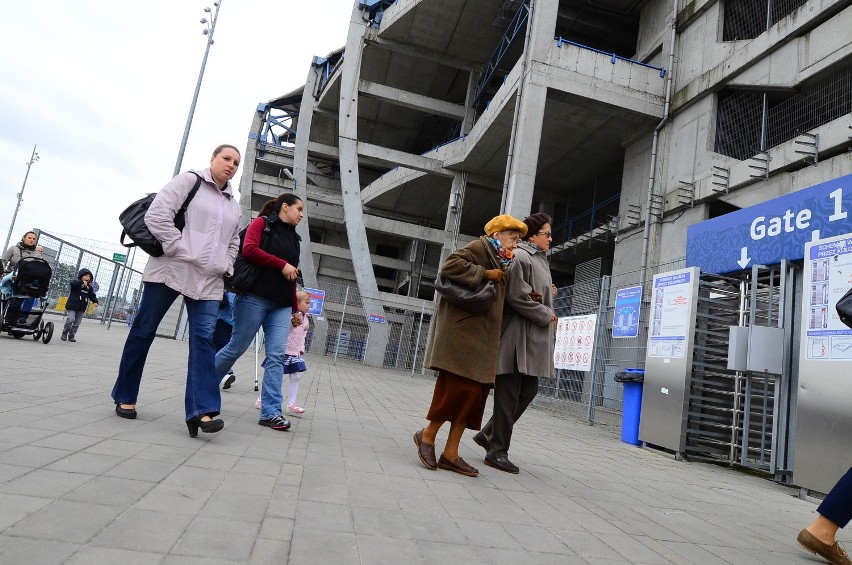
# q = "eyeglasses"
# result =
<box><xmin>535</xmin><ymin>231</ymin><xmax>552</xmax><ymax>238</ymax></box>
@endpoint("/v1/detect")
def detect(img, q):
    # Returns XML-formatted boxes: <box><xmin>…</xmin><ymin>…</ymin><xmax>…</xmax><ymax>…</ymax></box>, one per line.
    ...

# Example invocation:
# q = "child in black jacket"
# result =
<box><xmin>62</xmin><ymin>268</ymin><xmax>98</xmax><ymax>342</ymax></box>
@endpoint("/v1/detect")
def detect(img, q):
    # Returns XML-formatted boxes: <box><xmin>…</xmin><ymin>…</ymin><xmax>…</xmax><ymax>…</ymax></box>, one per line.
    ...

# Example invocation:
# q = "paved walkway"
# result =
<box><xmin>0</xmin><ymin>319</ymin><xmax>839</xmax><ymax>564</ymax></box>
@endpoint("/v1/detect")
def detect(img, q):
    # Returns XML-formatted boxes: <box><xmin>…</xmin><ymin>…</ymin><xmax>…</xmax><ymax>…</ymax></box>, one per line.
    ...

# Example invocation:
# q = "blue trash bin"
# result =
<box><xmin>616</xmin><ymin>369</ymin><xmax>645</xmax><ymax>446</ymax></box>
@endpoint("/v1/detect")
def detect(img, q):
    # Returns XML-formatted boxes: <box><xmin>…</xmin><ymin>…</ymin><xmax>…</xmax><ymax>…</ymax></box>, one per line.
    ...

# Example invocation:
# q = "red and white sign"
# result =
<box><xmin>554</xmin><ymin>314</ymin><xmax>597</xmax><ymax>371</ymax></box>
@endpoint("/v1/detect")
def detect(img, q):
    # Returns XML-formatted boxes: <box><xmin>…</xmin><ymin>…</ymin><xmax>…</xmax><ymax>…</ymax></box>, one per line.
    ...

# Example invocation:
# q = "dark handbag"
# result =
<box><xmin>836</xmin><ymin>287</ymin><xmax>852</xmax><ymax>329</ymax></box>
<box><xmin>224</xmin><ymin>217</ymin><xmax>271</xmax><ymax>294</ymax></box>
<box><xmin>119</xmin><ymin>172</ymin><xmax>203</xmax><ymax>257</ymax></box>
<box><xmin>434</xmin><ymin>271</ymin><xmax>497</xmax><ymax>313</ymax></box>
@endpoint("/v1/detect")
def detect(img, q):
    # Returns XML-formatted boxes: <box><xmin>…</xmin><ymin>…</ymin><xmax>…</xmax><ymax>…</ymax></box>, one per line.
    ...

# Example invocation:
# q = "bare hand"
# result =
<box><xmin>36</xmin><ymin>245</ymin><xmax>44</xmax><ymax>253</ymax></box>
<box><xmin>282</xmin><ymin>263</ymin><xmax>299</xmax><ymax>281</ymax></box>
<box><xmin>550</xmin><ymin>310</ymin><xmax>557</xmax><ymax>324</ymax></box>
<box><xmin>551</xmin><ymin>284</ymin><xmax>558</xmax><ymax>297</ymax></box>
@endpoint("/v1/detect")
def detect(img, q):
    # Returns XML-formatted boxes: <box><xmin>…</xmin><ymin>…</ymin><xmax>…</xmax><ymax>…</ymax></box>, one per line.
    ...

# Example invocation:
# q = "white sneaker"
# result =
<box><xmin>287</xmin><ymin>403</ymin><xmax>305</xmax><ymax>414</ymax></box>
<box><xmin>220</xmin><ymin>373</ymin><xmax>236</xmax><ymax>390</ymax></box>
<box><xmin>255</xmin><ymin>397</ymin><xmax>261</xmax><ymax>409</ymax></box>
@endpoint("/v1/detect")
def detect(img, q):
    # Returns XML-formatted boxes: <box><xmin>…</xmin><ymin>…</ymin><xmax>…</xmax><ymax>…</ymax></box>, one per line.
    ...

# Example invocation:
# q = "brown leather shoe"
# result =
<box><xmin>798</xmin><ymin>528</ymin><xmax>851</xmax><ymax>565</ymax></box>
<box><xmin>472</xmin><ymin>431</ymin><xmax>489</xmax><ymax>451</ymax></box>
<box><xmin>413</xmin><ymin>429</ymin><xmax>437</xmax><ymax>470</ymax></box>
<box><xmin>484</xmin><ymin>455</ymin><xmax>519</xmax><ymax>474</ymax></box>
<box><xmin>437</xmin><ymin>454</ymin><xmax>479</xmax><ymax>477</ymax></box>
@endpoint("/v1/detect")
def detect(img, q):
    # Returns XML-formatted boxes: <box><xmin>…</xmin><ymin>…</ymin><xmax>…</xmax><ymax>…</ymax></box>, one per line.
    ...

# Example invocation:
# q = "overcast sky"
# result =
<box><xmin>0</xmin><ymin>0</ymin><xmax>352</xmax><ymax>265</ymax></box>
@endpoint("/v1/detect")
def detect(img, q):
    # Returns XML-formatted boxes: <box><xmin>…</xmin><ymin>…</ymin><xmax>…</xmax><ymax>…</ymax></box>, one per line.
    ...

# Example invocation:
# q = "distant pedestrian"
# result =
<box><xmin>61</xmin><ymin>268</ymin><xmax>99</xmax><ymax>342</ymax></box>
<box><xmin>797</xmin><ymin>468</ymin><xmax>851</xmax><ymax>564</ymax></box>
<box><xmin>256</xmin><ymin>289</ymin><xmax>311</xmax><ymax>413</ymax></box>
<box><xmin>111</xmin><ymin>144</ymin><xmax>242</xmax><ymax>440</ymax></box>
<box><xmin>1</xmin><ymin>231</ymin><xmax>44</xmax><ymax>298</ymax></box>
<box><xmin>413</xmin><ymin>214</ymin><xmax>526</xmax><ymax>477</ymax></box>
<box><xmin>216</xmin><ymin>291</ymin><xmax>237</xmax><ymax>389</ymax></box>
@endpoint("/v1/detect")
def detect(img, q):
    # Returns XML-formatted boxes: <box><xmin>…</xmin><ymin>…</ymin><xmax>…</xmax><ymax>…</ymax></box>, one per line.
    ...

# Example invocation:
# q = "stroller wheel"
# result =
<box><xmin>11</xmin><ymin>331</ymin><xmax>24</xmax><ymax>339</ymax></box>
<box><xmin>33</xmin><ymin>322</ymin><xmax>42</xmax><ymax>340</ymax></box>
<box><xmin>42</xmin><ymin>321</ymin><xmax>54</xmax><ymax>344</ymax></box>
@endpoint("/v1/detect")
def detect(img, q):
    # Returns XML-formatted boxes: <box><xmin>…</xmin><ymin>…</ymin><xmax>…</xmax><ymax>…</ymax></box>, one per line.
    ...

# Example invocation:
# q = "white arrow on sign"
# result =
<box><xmin>737</xmin><ymin>246</ymin><xmax>751</xmax><ymax>269</ymax></box>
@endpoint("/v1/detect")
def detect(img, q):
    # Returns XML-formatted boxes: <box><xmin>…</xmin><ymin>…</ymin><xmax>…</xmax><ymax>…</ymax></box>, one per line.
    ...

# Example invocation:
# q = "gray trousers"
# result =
<box><xmin>481</xmin><ymin>372</ymin><xmax>538</xmax><ymax>459</ymax></box>
<box><xmin>63</xmin><ymin>309</ymin><xmax>86</xmax><ymax>336</ymax></box>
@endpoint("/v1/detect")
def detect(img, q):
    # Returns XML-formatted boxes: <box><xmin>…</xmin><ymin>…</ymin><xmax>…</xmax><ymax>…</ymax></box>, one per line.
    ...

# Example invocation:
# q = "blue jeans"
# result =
<box><xmin>111</xmin><ymin>282</ymin><xmax>219</xmax><ymax>421</ymax></box>
<box><xmin>214</xmin><ymin>293</ymin><xmax>292</xmax><ymax>420</ymax></box>
<box><xmin>819</xmin><ymin>467</ymin><xmax>852</xmax><ymax>528</ymax></box>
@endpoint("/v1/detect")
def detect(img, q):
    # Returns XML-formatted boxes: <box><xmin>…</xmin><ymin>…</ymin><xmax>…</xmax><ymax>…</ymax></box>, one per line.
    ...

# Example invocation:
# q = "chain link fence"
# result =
<box><xmin>302</xmin><ymin>279</ymin><xmax>434</xmax><ymax>373</ymax></box>
<box><xmin>34</xmin><ymin>230</ymin><xmax>148</xmax><ymax>331</ymax></box>
<box><xmin>537</xmin><ymin>258</ymin><xmax>686</xmax><ymax>432</ymax></box>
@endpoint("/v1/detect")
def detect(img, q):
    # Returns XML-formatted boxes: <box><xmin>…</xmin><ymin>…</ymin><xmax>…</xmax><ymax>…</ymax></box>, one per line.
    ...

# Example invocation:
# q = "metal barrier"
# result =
<box><xmin>28</xmin><ymin>230</ymin><xmax>186</xmax><ymax>336</ymax></box>
<box><xmin>302</xmin><ymin>279</ymin><xmax>433</xmax><ymax>373</ymax></box>
<box><xmin>538</xmin><ymin>258</ymin><xmax>686</xmax><ymax>432</ymax></box>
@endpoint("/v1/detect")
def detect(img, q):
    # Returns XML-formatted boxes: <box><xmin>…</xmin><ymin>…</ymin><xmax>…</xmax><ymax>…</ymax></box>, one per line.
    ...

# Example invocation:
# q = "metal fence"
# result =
<box><xmin>33</xmin><ymin>230</ymin><xmax>147</xmax><ymax>330</ymax></box>
<box><xmin>537</xmin><ymin>258</ymin><xmax>686</xmax><ymax>432</ymax></box>
<box><xmin>301</xmin><ymin>279</ymin><xmax>434</xmax><ymax>373</ymax></box>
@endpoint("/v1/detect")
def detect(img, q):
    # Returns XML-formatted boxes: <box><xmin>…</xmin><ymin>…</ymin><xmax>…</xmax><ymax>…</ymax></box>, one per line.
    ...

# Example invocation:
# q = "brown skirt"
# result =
<box><xmin>426</xmin><ymin>370</ymin><xmax>491</xmax><ymax>430</ymax></box>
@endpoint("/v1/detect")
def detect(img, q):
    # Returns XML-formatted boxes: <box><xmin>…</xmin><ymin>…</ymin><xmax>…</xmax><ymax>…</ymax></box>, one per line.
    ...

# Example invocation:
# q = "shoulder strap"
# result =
<box><xmin>177</xmin><ymin>172</ymin><xmax>203</xmax><ymax>216</ymax></box>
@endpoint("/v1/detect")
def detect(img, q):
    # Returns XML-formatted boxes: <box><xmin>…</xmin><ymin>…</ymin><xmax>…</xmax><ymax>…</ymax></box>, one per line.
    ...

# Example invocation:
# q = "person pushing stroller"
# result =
<box><xmin>62</xmin><ymin>268</ymin><xmax>98</xmax><ymax>342</ymax></box>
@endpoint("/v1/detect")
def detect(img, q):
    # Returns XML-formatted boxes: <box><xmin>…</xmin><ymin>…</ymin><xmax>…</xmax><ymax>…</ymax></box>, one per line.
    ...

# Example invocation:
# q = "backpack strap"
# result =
<box><xmin>177</xmin><ymin>172</ymin><xmax>204</xmax><ymax>217</ymax></box>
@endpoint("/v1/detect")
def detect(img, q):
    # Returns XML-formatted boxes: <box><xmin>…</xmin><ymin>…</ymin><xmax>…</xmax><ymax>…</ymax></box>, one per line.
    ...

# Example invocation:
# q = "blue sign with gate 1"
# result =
<box><xmin>686</xmin><ymin>173</ymin><xmax>852</xmax><ymax>274</ymax></box>
<box><xmin>304</xmin><ymin>288</ymin><xmax>325</xmax><ymax>317</ymax></box>
<box><xmin>612</xmin><ymin>285</ymin><xmax>641</xmax><ymax>338</ymax></box>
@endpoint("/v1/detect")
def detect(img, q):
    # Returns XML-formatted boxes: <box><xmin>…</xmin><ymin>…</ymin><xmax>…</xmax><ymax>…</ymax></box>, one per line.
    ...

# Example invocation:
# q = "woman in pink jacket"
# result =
<box><xmin>112</xmin><ymin>145</ymin><xmax>242</xmax><ymax>438</ymax></box>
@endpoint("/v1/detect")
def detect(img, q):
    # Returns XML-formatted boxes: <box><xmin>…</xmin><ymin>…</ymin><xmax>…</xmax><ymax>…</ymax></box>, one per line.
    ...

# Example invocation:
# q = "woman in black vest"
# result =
<box><xmin>214</xmin><ymin>194</ymin><xmax>303</xmax><ymax>431</ymax></box>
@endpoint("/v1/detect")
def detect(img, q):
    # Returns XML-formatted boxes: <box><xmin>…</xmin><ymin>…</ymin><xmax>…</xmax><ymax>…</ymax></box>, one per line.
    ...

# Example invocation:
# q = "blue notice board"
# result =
<box><xmin>687</xmin><ymin>173</ymin><xmax>852</xmax><ymax>274</ymax></box>
<box><xmin>612</xmin><ymin>285</ymin><xmax>641</xmax><ymax>338</ymax></box>
<box><xmin>368</xmin><ymin>314</ymin><xmax>386</xmax><ymax>324</ymax></box>
<box><xmin>304</xmin><ymin>288</ymin><xmax>325</xmax><ymax>317</ymax></box>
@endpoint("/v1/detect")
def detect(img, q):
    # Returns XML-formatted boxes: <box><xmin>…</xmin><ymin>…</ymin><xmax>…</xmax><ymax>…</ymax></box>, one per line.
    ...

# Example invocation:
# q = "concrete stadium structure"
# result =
<box><xmin>237</xmin><ymin>0</ymin><xmax>852</xmax><ymax>370</ymax></box>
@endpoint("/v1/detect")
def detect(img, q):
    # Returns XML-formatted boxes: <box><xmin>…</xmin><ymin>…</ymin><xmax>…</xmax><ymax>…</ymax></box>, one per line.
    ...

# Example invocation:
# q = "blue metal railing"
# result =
<box><xmin>471</xmin><ymin>1</ymin><xmax>530</xmax><ymax>109</ymax></box>
<box><xmin>555</xmin><ymin>37</ymin><xmax>666</xmax><ymax>78</ymax></box>
<box><xmin>552</xmin><ymin>193</ymin><xmax>621</xmax><ymax>244</ymax></box>
<box><xmin>359</xmin><ymin>0</ymin><xmax>397</xmax><ymax>28</ymax></box>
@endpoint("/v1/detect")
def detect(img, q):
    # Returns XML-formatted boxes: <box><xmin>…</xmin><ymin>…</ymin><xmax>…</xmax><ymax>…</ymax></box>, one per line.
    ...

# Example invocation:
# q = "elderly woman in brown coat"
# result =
<box><xmin>414</xmin><ymin>214</ymin><xmax>527</xmax><ymax>477</ymax></box>
<box><xmin>474</xmin><ymin>212</ymin><xmax>558</xmax><ymax>474</ymax></box>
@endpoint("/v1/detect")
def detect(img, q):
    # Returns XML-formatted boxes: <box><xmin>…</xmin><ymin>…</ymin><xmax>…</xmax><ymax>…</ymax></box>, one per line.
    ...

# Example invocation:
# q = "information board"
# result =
<box><xmin>802</xmin><ymin>234</ymin><xmax>852</xmax><ymax>360</ymax></box>
<box><xmin>647</xmin><ymin>271</ymin><xmax>692</xmax><ymax>359</ymax></box>
<box><xmin>612</xmin><ymin>285</ymin><xmax>641</xmax><ymax>338</ymax></box>
<box><xmin>304</xmin><ymin>288</ymin><xmax>325</xmax><ymax>316</ymax></box>
<box><xmin>554</xmin><ymin>314</ymin><xmax>597</xmax><ymax>371</ymax></box>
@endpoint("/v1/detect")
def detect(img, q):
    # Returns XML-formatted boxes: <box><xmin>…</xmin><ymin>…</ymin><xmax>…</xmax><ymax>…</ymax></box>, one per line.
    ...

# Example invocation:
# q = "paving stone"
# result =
<box><xmin>7</xmin><ymin>500</ymin><xmax>122</xmax><ymax>543</ymax></box>
<box><xmin>0</xmin><ymin>534</ymin><xmax>78</xmax><ymax>565</ymax></box>
<box><xmin>170</xmin><ymin>516</ymin><xmax>259</xmax><ymax>561</ymax></box>
<box><xmin>91</xmin><ymin>508</ymin><xmax>194</xmax><ymax>553</ymax></box>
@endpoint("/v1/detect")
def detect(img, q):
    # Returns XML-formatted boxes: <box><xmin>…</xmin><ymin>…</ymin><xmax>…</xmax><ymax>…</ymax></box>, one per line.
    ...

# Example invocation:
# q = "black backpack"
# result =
<box><xmin>119</xmin><ymin>172</ymin><xmax>203</xmax><ymax>257</ymax></box>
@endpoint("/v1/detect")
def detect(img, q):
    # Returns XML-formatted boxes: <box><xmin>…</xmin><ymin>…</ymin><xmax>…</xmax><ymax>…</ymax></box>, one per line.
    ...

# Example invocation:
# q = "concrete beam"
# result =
<box><xmin>357</xmin><ymin>142</ymin><xmax>452</xmax><ymax>177</ymax></box>
<box><xmin>358</xmin><ymin>80</ymin><xmax>466</xmax><ymax>120</ymax></box>
<box><xmin>364</xmin><ymin>35</ymin><xmax>477</xmax><ymax>71</ymax></box>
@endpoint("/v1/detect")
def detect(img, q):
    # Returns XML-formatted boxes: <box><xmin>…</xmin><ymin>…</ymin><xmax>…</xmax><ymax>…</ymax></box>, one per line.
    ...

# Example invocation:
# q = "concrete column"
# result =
<box><xmin>439</xmin><ymin>172</ymin><xmax>468</xmax><ymax>266</ymax></box>
<box><xmin>238</xmin><ymin>110</ymin><xmax>265</xmax><ymax>221</ymax></box>
<box><xmin>461</xmin><ymin>70</ymin><xmax>480</xmax><ymax>135</ymax></box>
<box><xmin>293</xmin><ymin>61</ymin><xmax>329</xmax><ymax>351</ymax></box>
<box><xmin>501</xmin><ymin>0</ymin><xmax>559</xmax><ymax>218</ymax></box>
<box><xmin>338</xmin><ymin>3</ymin><xmax>390</xmax><ymax>368</ymax></box>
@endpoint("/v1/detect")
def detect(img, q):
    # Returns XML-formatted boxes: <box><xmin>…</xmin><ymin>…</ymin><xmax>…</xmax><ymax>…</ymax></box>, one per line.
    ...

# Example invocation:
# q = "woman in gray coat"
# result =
<box><xmin>414</xmin><ymin>215</ymin><xmax>527</xmax><ymax>477</ymax></box>
<box><xmin>474</xmin><ymin>212</ymin><xmax>557</xmax><ymax>474</ymax></box>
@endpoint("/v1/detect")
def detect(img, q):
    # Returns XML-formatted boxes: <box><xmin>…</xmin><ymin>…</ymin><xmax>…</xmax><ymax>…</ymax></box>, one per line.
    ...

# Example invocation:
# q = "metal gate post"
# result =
<box><xmin>333</xmin><ymin>286</ymin><xmax>350</xmax><ymax>364</ymax></box>
<box><xmin>586</xmin><ymin>275</ymin><xmax>611</xmax><ymax>424</ymax></box>
<box><xmin>411</xmin><ymin>300</ymin><xmax>426</xmax><ymax>375</ymax></box>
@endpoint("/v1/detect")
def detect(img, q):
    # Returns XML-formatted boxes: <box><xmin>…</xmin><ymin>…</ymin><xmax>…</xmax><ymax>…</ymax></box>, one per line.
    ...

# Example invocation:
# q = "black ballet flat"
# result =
<box><xmin>186</xmin><ymin>415</ymin><xmax>224</xmax><ymax>438</ymax></box>
<box><xmin>115</xmin><ymin>403</ymin><xmax>137</xmax><ymax>419</ymax></box>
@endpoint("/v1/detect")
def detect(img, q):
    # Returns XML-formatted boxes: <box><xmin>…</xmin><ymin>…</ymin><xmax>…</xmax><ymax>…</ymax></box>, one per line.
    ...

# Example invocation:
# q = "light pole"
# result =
<box><xmin>173</xmin><ymin>1</ymin><xmax>222</xmax><ymax>177</ymax></box>
<box><xmin>4</xmin><ymin>144</ymin><xmax>39</xmax><ymax>253</ymax></box>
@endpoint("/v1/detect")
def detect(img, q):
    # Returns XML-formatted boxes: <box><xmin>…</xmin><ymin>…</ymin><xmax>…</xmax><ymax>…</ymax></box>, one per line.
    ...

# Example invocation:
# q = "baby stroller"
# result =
<box><xmin>0</xmin><ymin>256</ymin><xmax>54</xmax><ymax>343</ymax></box>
